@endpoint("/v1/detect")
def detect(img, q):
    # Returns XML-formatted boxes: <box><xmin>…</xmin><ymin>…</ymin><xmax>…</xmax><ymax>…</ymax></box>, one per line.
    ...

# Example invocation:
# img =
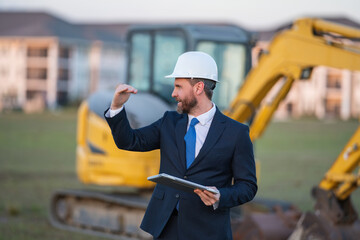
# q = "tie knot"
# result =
<box><xmin>190</xmin><ymin>118</ymin><xmax>199</xmax><ymax>127</ymax></box>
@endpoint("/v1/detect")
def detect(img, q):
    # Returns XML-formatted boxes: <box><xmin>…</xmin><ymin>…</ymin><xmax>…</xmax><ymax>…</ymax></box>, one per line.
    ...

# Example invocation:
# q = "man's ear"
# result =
<box><xmin>194</xmin><ymin>81</ymin><xmax>205</xmax><ymax>95</ymax></box>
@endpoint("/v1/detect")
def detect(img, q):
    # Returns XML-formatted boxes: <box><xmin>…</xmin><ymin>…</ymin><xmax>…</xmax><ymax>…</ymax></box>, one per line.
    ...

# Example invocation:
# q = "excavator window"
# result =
<box><xmin>153</xmin><ymin>31</ymin><xmax>186</xmax><ymax>103</ymax></box>
<box><xmin>129</xmin><ymin>33</ymin><xmax>152</xmax><ymax>91</ymax></box>
<box><xmin>128</xmin><ymin>30</ymin><xmax>186</xmax><ymax>104</ymax></box>
<box><xmin>127</xmin><ymin>27</ymin><xmax>251</xmax><ymax>108</ymax></box>
<box><xmin>197</xmin><ymin>41</ymin><xmax>247</xmax><ymax>110</ymax></box>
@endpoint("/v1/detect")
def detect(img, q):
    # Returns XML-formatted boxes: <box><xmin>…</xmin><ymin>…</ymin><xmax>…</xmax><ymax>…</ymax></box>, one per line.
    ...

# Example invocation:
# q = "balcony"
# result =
<box><xmin>26</xmin><ymin>79</ymin><xmax>47</xmax><ymax>91</ymax></box>
<box><xmin>27</xmin><ymin>57</ymin><xmax>48</xmax><ymax>68</ymax></box>
<box><xmin>26</xmin><ymin>67</ymin><xmax>47</xmax><ymax>80</ymax></box>
<box><xmin>326</xmin><ymin>89</ymin><xmax>342</xmax><ymax>100</ymax></box>
<box><xmin>27</xmin><ymin>47</ymin><xmax>48</xmax><ymax>58</ymax></box>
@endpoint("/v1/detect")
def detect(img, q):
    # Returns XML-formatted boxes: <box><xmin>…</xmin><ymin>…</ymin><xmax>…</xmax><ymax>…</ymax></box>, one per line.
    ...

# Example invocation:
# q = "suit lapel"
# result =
<box><xmin>175</xmin><ymin>114</ymin><xmax>188</xmax><ymax>171</ymax></box>
<box><xmin>188</xmin><ymin>108</ymin><xmax>226</xmax><ymax>170</ymax></box>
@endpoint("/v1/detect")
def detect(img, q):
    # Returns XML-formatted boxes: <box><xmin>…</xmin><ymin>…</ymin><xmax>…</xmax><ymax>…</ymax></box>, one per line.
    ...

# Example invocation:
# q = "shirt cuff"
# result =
<box><xmin>213</xmin><ymin>200</ymin><xmax>219</xmax><ymax>210</ymax></box>
<box><xmin>106</xmin><ymin>106</ymin><xmax>124</xmax><ymax>118</ymax></box>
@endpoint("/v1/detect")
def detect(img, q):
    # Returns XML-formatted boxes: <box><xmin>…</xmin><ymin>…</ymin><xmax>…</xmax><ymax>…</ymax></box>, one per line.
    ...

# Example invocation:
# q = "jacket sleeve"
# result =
<box><xmin>218</xmin><ymin>125</ymin><xmax>258</xmax><ymax>208</ymax></box>
<box><xmin>104</xmin><ymin>107</ymin><xmax>163</xmax><ymax>152</ymax></box>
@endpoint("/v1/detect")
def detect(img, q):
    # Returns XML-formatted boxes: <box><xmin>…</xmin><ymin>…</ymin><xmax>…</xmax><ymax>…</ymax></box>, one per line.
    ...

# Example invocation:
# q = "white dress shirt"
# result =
<box><xmin>186</xmin><ymin>104</ymin><xmax>219</xmax><ymax>208</ymax></box>
<box><xmin>186</xmin><ymin>104</ymin><xmax>216</xmax><ymax>158</ymax></box>
<box><xmin>106</xmin><ymin>106</ymin><xmax>124</xmax><ymax>118</ymax></box>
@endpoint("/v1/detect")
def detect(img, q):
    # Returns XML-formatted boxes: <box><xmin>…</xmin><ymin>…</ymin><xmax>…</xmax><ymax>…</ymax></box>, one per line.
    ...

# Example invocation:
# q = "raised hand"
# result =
<box><xmin>110</xmin><ymin>84</ymin><xmax>138</xmax><ymax>110</ymax></box>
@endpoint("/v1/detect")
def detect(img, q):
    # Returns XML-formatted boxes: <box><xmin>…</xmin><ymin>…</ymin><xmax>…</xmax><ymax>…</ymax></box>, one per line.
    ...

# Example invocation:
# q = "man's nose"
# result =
<box><xmin>171</xmin><ymin>89</ymin><xmax>176</xmax><ymax>98</ymax></box>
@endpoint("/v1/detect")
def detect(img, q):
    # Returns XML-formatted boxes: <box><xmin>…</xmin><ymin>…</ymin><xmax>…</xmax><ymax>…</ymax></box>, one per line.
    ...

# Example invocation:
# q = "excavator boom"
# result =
<box><xmin>224</xmin><ymin>18</ymin><xmax>360</xmax><ymax>239</ymax></box>
<box><xmin>225</xmin><ymin>18</ymin><xmax>360</xmax><ymax>126</ymax></box>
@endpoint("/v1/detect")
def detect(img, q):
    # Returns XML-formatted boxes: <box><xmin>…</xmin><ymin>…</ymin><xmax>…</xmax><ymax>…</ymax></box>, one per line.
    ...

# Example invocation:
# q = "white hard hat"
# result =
<box><xmin>165</xmin><ymin>51</ymin><xmax>219</xmax><ymax>82</ymax></box>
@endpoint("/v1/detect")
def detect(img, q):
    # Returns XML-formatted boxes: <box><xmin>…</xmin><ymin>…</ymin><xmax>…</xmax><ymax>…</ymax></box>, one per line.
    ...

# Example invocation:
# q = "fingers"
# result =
<box><xmin>115</xmin><ymin>84</ymin><xmax>138</xmax><ymax>94</ymax></box>
<box><xmin>194</xmin><ymin>190</ymin><xmax>216</xmax><ymax>206</ymax></box>
<box><xmin>194</xmin><ymin>188</ymin><xmax>220</xmax><ymax>206</ymax></box>
<box><xmin>111</xmin><ymin>84</ymin><xmax>138</xmax><ymax>109</ymax></box>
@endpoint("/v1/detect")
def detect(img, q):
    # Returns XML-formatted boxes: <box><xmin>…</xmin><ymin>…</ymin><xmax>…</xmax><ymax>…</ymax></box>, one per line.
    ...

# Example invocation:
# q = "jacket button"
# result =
<box><xmin>175</xmin><ymin>194</ymin><xmax>180</xmax><ymax>198</ymax></box>
<box><xmin>184</xmin><ymin>176</ymin><xmax>187</xmax><ymax>179</ymax></box>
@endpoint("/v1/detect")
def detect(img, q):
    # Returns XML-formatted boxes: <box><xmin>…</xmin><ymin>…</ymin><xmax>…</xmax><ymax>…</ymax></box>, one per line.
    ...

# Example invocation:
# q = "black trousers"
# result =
<box><xmin>154</xmin><ymin>209</ymin><xmax>178</xmax><ymax>240</ymax></box>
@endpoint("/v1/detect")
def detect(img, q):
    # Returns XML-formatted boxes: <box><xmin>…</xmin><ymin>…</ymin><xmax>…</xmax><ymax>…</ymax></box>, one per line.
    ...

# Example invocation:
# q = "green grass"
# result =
<box><xmin>0</xmin><ymin>109</ymin><xmax>359</xmax><ymax>239</ymax></box>
<box><xmin>0</xmin><ymin>109</ymin><xmax>106</xmax><ymax>240</ymax></box>
<box><xmin>255</xmin><ymin>119</ymin><xmax>360</xmax><ymax>211</ymax></box>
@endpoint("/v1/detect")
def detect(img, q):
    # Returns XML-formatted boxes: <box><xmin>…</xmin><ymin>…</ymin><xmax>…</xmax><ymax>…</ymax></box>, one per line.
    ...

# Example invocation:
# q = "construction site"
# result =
<box><xmin>0</xmin><ymin>1</ymin><xmax>360</xmax><ymax>240</ymax></box>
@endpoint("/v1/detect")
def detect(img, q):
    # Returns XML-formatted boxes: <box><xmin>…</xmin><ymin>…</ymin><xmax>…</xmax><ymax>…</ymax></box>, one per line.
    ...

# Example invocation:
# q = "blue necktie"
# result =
<box><xmin>184</xmin><ymin>118</ymin><xmax>199</xmax><ymax>169</ymax></box>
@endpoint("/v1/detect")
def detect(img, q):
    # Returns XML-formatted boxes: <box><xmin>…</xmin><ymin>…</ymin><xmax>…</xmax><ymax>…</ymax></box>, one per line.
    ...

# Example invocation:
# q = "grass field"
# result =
<box><xmin>0</xmin><ymin>109</ymin><xmax>359</xmax><ymax>239</ymax></box>
<box><xmin>255</xmin><ymin>118</ymin><xmax>360</xmax><ymax>211</ymax></box>
<box><xmin>0</xmin><ymin>109</ymin><xmax>105</xmax><ymax>240</ymax></box>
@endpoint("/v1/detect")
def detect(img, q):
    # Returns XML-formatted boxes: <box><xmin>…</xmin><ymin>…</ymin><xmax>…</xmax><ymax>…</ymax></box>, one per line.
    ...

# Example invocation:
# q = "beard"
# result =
<box><xmin>176</xmin><ymin>93</ymin><xmax>197</xmax><ymax>114</ymax></box>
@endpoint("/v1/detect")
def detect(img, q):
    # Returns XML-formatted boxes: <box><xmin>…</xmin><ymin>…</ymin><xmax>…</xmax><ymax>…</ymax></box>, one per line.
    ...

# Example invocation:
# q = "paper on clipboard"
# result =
<box><xmin>147</xmin><ymin>173</ymin><xmax>219</xmax><ymax>194</ymax></box>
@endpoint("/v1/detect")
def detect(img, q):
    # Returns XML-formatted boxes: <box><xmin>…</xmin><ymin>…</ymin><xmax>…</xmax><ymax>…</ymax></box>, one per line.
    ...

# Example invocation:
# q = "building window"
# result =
<box><xmin>327</xmin><ymin>72</ymin><xmax>342</xmax><ymax>89</ymax></box>
<box><xmin>59</xmin><ymin>47</ymin><xmax>70</xmax><ymax>59</ymax></box>
<box><xmin>27</xmin><ymin>68</ymin><xmax>47</xmax><ymax>80</ymax></box>
<box><xmin>26</xmin><ymin>90</ymin><xmax>46</xmax><ymax>100</ymax></box>
<box><xmin>325</xmin><ymin>98</ymin><xmax>341</xmax><ymax>117</ymax></box>
<box><xmin>27</xmin><ymin>47</ymin><xmax>48</xmax><ymax>57</ymax></box>
<box><xmin>58</xmin><ymin>69</ymin><xmax>69</xmax><ymax>81</ymax></box>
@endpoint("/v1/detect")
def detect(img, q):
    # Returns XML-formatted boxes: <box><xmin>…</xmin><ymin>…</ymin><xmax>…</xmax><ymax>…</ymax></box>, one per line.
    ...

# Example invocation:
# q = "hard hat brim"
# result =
<box><xmin>165</xmin><ymin>74</ymin><xmax>219</xmax><ymax>83</ymax></box>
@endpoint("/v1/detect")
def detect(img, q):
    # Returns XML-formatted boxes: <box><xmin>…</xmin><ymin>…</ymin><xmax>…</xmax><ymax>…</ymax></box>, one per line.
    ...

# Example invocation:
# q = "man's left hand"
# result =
<box><xmin>194</xmin><ymin>187</ymin><xmax>220</xmax><ymax>206</ymax></box>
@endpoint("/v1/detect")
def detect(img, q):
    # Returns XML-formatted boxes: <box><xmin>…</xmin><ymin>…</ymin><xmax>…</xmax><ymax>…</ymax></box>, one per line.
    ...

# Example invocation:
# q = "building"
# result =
<box><xmin>1</xmin><ymin>12</ymin><xmax>359</xmax><ymax>119</ymax></box>
<box><xmin>253</xmin><ymin>17</ymin><xmax>360</xmax><ymax>120</ymax></box>
<box><xmin>0</xmin><ymin>12</ymin><xmax>128</xmax><ymax>112</ymax></box>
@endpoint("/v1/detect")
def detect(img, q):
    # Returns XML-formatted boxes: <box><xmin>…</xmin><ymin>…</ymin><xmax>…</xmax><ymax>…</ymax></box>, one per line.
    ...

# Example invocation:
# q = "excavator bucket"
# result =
<box><xmin>231</xmin><ymin>199</ymin><xmax>302</xmax><ymax>240</ymax></box>
<box><xmin>288</xmin><ymin>212</ymin><xmax>360</xmax><ymax>240</ymax></box>
<box><xmin>288</xmin><ymin>187</ymin><xmax>360</xmax><ymax>240</ymax></box>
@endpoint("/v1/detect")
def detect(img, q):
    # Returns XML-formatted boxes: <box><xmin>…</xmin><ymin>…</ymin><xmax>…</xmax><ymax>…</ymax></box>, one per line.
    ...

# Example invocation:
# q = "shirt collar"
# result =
<box><xmin>188</xmin><ymin>103</ymin><xmax>216</xmax><ymax>126</ymax></box>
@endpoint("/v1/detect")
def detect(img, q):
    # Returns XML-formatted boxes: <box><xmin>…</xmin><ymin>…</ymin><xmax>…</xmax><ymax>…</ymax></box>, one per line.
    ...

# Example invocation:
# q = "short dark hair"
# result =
<box><xmin>188</xmin><ymin>78</ymin><xmax>216</xmax><ymax>100</ymax></box>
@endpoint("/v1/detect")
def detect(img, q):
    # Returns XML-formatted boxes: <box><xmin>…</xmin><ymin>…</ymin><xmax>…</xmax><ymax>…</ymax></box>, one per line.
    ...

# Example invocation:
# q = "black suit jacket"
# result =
<box><xmin>105</xmin><ymin>107</ymin><xmax>257</xmax><ymax>240</ymax></box>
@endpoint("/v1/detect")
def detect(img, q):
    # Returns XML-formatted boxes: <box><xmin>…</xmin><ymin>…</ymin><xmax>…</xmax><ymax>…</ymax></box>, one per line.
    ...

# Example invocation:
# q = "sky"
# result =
<box><xmin>0</xmin><ymin>0</ymin><xmax>359</xmax><ymax>30</ymax></box>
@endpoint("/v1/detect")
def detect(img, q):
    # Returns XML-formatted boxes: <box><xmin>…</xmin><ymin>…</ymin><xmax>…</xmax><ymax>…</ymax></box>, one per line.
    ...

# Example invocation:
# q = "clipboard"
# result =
<box><xmin>147</xmin><ymin>173</ymin><xmax>219</xmax><ymax>194</ymax></box>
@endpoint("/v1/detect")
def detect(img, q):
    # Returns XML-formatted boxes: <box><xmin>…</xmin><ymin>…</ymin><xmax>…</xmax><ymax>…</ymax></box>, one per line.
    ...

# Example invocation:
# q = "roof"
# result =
<box><xmin>0</xmin><ymin>11</ymin><xmax>84</xmax><ymax>39</ymax></box>
<box><xmin>0</xmin><ymin>11</ymin><xmax>128</xmax><ymax>42</ymax></box>
<box><xmin>76</xmin><ymin>23</ymin><xmax>130</xmax><ymax>42</ymax></box>
<box><xmin>128</xmin><ymin>23</ymin><xmax>252</xmax><ymax>44</ymax></box>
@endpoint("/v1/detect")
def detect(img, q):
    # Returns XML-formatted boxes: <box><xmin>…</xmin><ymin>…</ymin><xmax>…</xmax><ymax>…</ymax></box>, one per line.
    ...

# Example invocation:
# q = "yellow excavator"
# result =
<box><xmin>224</xmin><ymin>18</ymin><xmax>360</xmax><ymax>239</ymax></box>
<box><xmin>49</xmin><ymin>19</ymin><xmax>360</xmax><ymax>239</ymax></box>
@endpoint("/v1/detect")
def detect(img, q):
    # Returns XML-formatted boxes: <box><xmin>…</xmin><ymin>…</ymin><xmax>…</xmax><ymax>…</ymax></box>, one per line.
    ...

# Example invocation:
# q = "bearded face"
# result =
<box><xmin>176</xmin><ymin>91</ymin><xmax>198</xmax><ymax>114</ymax></box>
<box><xmin>172</xmin><ymin>78</ymin><xmax>199</xmax><ymax>114</ymax></box>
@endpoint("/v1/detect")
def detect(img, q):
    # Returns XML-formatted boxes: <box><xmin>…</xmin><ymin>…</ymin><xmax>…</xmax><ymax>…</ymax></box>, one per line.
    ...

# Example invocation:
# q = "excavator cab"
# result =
<box><xmin>126</xmin><ymin>24</ymin><xmax>253</xmax><ymax>110</ymax></box>
<box><xmin>76</xmin><ymin>24</ymin><xmax>254</xmax><ymax>189</ymax></box>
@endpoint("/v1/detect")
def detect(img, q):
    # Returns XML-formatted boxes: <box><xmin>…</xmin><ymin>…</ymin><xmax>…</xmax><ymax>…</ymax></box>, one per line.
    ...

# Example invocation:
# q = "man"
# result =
<box><xmin>105</xmin><ymin>51</ymin><xmax>257</xmax><ymax>240</ymax></box>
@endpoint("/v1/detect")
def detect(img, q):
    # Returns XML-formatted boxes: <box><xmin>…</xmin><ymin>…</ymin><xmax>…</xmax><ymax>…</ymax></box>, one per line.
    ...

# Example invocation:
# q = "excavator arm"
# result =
<box><xmin>224</xmin><ymin>17</ymin><xmax>360</xmax><ymax>238</ymax></box>
<box><xmin>225</xmin><ymin>18</ymin><xmax>360</xmax><ymax>127</ymax></box>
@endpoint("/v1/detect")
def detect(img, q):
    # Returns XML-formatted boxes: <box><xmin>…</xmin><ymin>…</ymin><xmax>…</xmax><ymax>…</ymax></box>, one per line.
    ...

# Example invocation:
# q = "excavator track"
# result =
<box><xmin>49</xmin><ymin>189</ymin><xmax>152</xmax><ymax>240</ymax></box>
<box><xmin>50</xmin><ymin>189</ymin><xmax>305</xmax><ymax>240</ymax></box>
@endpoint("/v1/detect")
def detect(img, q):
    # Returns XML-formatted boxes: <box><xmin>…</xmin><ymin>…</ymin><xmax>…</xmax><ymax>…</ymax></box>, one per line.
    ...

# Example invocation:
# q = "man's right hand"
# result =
<box><xmin>110</xmin><ymin>84</ymin><xmax>138</xmax><ymax>110</ymax></box>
